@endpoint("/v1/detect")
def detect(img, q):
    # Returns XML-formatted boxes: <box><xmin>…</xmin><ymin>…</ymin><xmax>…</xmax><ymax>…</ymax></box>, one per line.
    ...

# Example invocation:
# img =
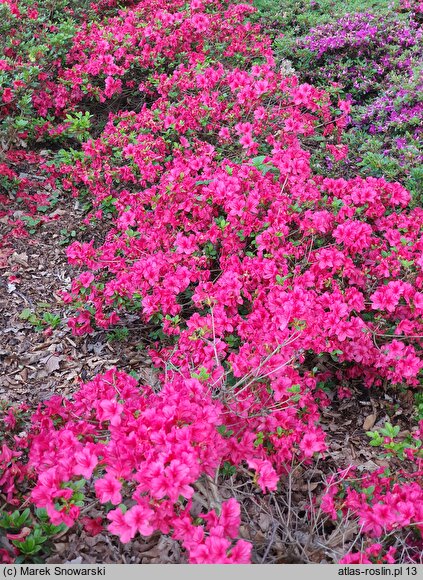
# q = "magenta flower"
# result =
<box><xmin>95</xmin><ymin>474</ymin><xmax>122</xmax><ymax>505</ymax></box>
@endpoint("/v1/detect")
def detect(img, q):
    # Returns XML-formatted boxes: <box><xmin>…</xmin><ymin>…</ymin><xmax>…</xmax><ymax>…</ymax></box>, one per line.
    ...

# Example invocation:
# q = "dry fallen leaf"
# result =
<box><xmin>11</xmin><ymin>252</ymin><xmax>29</xmax><ymax>268</ymax></box>
<box><xmin>291</xmin><ymin>481</ymin><xmax>319</xmax><ymax>492</ymax></box>
<box><xmin>258</xmin><ymin>512</ymin><xmax>273</xmax><ymax>533</ymax></box>
<box><xmin>41</xmin><ymin>354</ymin><xmax>63</xmax><ymax>373</ymax></box>
<box><xmin>327</xmin><ymin>521</ymin><xmax>358</xmax><ymax>548</ymax></box>
<box><xmin>363</xmin><ymin>413</ymin><xmax>377</xmax><ymax>431</ymax></box>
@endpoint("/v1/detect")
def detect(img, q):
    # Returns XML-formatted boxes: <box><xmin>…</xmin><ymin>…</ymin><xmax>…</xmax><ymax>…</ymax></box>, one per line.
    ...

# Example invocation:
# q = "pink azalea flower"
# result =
<box><xmin>95</xmin><ymin>474</ymin><xmax>122</xmax><ymax>505</ymax></box>
<box><xmin>124</xmin><ymin>505</ymin><xmax>154</xmax><ymax>537</ymax></box>
<box><xmin>73</xmin><ymin>447</ymin><xmax>98</xmax><ymax>479</ymax></box>
<box><xmin>98</xmin><ymin>399</ymin><xmax>123</xmax><ymax>427</ymax></box>
<box><xmin>107</xmin><ymin>508</ymin><xmax>135</xmax><ymax>543</ymax></box>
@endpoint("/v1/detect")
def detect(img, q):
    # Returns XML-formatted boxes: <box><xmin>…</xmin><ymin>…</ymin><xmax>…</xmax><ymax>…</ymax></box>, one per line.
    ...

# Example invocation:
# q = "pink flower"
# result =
<box><xmin>371</xmin><ymin>283</ymin><xmax>401</xmax><ymax>313</ymax></box>
<box><xmin>338</xmin><ymin>99</ymin><xmax>351</xmax><ymax>114</ymax></box>
<box><xmin>219</xmin><ymin>499</ymin><xmax>241</xmax><ymax>537</ymax></box>
<box><xmin>107</xmin><ymin>508</ymin><xmax>135</xmax><ymax>543</ymax></box>
<box><xmin>189</xmin><ymin>536</ymin><xmax>231</xmax><ymax>563</ymax></box>
<box><xmin>95</xmin><ymin>474</ymin><xmax>122</xmax><ymax>505</ymax></box>
<box><xmin>340</xmin><ymin>552</ymin><xmax>371</xmax><ymax>564</ymax></box>
<box><xmin>68</xmin><ymin>310</ymin><xmax>93</xmax><ymax>336</ymax></box>
<box><xmin>191</xmin><ymin>13</ymin><xmax>210</xmax><ymax>33</ymax></box>
<box><xmin>360</xmin><ymin>503</ymin><xmax>393</xmax><ymax>537</ymax></box>
<box><xmin>46</xmin><ymin>504</ymin><xmax>80</xmax><ymax>528</ymax></box>
<box><xmin>218</xmin><ymin>127</ymin><xmax>231</xmax><ymax>141</ymax></box>
<box><xmin>321</xmin><ymin>493</ymin><xmax>337</xmax><ymax>520</ymax></box>
<box><xmin>395</xmin><ymin>501</ymin><xmax>415</xmax><ymax>526</ymax></box>
<box><xmin>326</xmin><ymin>144</ymin><xmax>348</xmax><ymax>161</ymax></box>
<box><xmin>0</xmin><ymin>548</ymin><xmax>14</xmax><ymax>564</ymax></box>
<box><xmin>73</xmin><ymin>447</ymin><xmax>98</xmax><ymax>479</ymax></box>
<box><xmin>228</xmin><ymin>540</ymin><xmax>252</xmax><ymax>563</ymax></box>
<box><xmin>104</xmin><ymin>77</ymin><xmax>122</xmax><ymax>98</ymax></box>
<box><xmin>98</xmin><ymin>399</ymin><xmax>123</xmax><ymax>427</ymax></box>
<box><xmin>2</xmin><ymin>88</ymin><xmax>13</xmax><ymax>104</ymax></box>
<box><xmin>175</xmin><ymin>233</ymin><xmax>197</xmax><ymax>255</ymax></box>
<box><xmin>248</xmin><ymin>460</ymin><xmax>279</xmax><ymax>493</ymax></box>
<box><xmin>124</xmin><ymin>505</ymin><xmax>154</xmax><ymax>537</ymax></box>
<box><xmin>299</xmin><ymin>430</ymin><xmax>326</xmax><ymax>458</ymax></box>
<box><xmin>78</xmin><ymin>272</ymin><xmax>95</xmax><ymax>288</ymax></box>
<box><xmin>333</xmin><ymin>220</ymin><xmax>373</xmax><ymax>253</ymax></box>
<box><xmin>239</xmin><ymin>133</ymin><xmax>257</xmax><ymax>151</ymax></box>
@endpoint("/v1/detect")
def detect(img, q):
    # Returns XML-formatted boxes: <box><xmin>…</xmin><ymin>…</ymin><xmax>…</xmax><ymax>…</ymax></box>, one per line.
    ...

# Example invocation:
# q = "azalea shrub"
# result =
<box><xmin>58</xmin><ymin>0</ymin><xmax>423</xmax><ymax>390</ymax></box>
<box><xmin>1</xmin><ymin>0</ymin><xmax>423</xmax><ymax>565</ymax></box>
<box><xmin>253</xmin><ymin>0</ymin><xmax>389</xmax><ymax>42</ymax></box>
<box><xmin>277</xmin><ymin>4</ymin><xmax>423</xmax><ymax>202</ymax></box>
<box><xmin>0</xmin><ymin>0</ymin><xmax>135</xmax><ymax>231</ymax></box>
<box><xmin>0</xmin><ymin>0</ymin><xmax>80</xmax><ymax>233</ymax></box>
<box><xmin>1</xmin><ymin>369</ymin><xmax>254</xmax><ymax>563</ymax></box>
<box><xmin>321</xmin><ymin>429</ymin><xmax>423</xmax><ymax>564</ymax></box>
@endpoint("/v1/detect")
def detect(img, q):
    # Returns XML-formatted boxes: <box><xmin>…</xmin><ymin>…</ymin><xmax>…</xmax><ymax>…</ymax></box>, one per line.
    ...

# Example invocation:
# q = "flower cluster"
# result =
<box><xmin>340</xmin><ymin>544</ymin><xmax>397</xmax><ymax>565</ymax></box>
<box><xmin>298</xmin><ymin>11</ymin><xmax>422</xmax><ymax>101</ymax></box>
<box><xmin>1</xmin><ymin>0</ymin><xmax>423</xmax><ymax>565</ymax></box>
<box><xmin>286</xmin><ymin>5</ymin><xmax>423</xmax><ymax>201</ymax></box>
<box><xmin>322</xmin><ymin>456</ymin><xmax>423</xmax><ymax>563</ymax></box>
<box><xmin>3</xmin><ymin>369</ymin><xmax>256</xmax><ymax>562</ymax></box>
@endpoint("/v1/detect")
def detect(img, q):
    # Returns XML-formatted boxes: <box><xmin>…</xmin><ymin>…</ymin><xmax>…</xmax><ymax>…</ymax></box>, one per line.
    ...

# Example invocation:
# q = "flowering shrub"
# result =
<box><xmin>297</xmin><ymin>12</ymin><xmax>421</xmax><ymax>100</ymax></box>
<box><xmin>351</xmin><ymin>70</ymin><xmax>423</xmax><ymax>200</ymax></box>
<box><xmin>254</xmin><ymin>0</ymin><xmax>389</xmax><ymax>45</ymax></box>
<box><xmin>321</xmin><ymin>434</ymin><xmax>423</xmax><ymax>564</ymax></box>
<box><xmin>280</xmin><ymin>5</ymin><xmax>423</xmax><ymax>202</ymax></box>
<box><xmin>0</xmin><ymin>0</ymin><xmax>78</xmax><ymax>234</ymax></box>
<box><xmin>1</xmin><ymin>369</ymin><xmax>254</xmax><ymax>563</ymax></box>
<box><xmin>1</xmin><ymin>0</ymin><xmax>423</xmax><ymax>565</ymax></box>
<box><xmin>0</xmin><ymin>0</ymin><xmax>137</xmax><ymax>234</ymax></box>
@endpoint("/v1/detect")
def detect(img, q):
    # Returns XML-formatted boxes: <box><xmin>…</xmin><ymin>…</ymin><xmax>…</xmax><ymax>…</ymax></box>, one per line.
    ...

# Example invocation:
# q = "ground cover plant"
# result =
<box><xmin>264</xmin><ymin>0</ymin><xmax>423</xmax><ymax>203</ymax></box>
<box><xmin>0</xmin><ymin>0</ymin><xmax>422</xmax><ymax>565</ymax></box>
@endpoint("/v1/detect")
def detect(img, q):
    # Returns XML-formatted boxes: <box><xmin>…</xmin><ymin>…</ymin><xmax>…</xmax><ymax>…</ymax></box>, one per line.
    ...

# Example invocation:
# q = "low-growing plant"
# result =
<box><xmin>272</xmin><ymin>4</ymin><xmax>422</xmax><ymax>200</ymax></box>
<box><xmin>0</xmin><ymin>508</ymin><xmax>68</xmax><ymax>563</ymax></box>
<box><xmin>19</xmin><ymin>307</ymin><xmax>61</xmax><ymax>331</ymax></box>
<box><xmin>367</xmin><ymin>421</ymin><xmax>422</xmax><ymax>460</ymax></box>
<box><xmin>107</xmin><ymin>326</ymin><xmax>130</xmax><ymax>342</ymax></box>
<box><xmin>1</xmin><ymin>0</ymin><xmax>423</xmax><ymax>566</ymax></box>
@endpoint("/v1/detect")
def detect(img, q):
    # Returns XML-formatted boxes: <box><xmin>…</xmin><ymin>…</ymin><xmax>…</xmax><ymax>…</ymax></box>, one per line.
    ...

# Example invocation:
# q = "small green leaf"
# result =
<box><xmin>19</xmin><ymin>308</ymin><xmax>32</xmax><ymax>320</ymax></box>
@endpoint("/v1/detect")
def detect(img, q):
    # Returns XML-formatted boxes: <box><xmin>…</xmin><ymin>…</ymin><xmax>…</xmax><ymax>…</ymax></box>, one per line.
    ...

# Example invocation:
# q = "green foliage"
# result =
<box><xmin>367</xmin><ymin>421</ymin><xmax>422</xmax><ymax>461</ymax></box>
<box><xmin>107</xmin><ymin>326</ymin><xmax>130</xmax><ymax>342</ymax></box>
<box><xmin>191</xmin><ymin>366</ymin><xmax>211</xmax><ymax>381</ymax></box>
<box><xmin>220</xmin><ymin>461</ymin><xmax>237</xmax><ymax>477</ymax></box>
<box><xmin>217</xmin><ymin>425</ymin><xmax>235</xmax><ymax>438</ymax></box>
<box><xmin>20</xmin><ymin>216</ymin><xmax>41</xmax><ymax>234</ymax></box>
<box><xmin>19</xmin><ymin>306</ymin><xmax>61</xmax><ymax>331</ymax></box>
<box><xmin>251</xmin><ymin>155</ymin><xmax>279</xmax><ymax>177</ymax></box>
<box><xmin>59</xmin><ymin>228</ymin><xmax>78</xmax><ymax>245</ymax></box>
<box><xmin>0</xmin><ymin>508</ymin><xmax>67</xmax><ymax>563</ymax></box>
<box><xmin>64</xmin><ymin>111</ymin><xmax>92</xmax><ymax>142</ymax></box>
<box><xmin>0</xmin><ymin>508</ymin><xmax>32</xmax><ymax>531</ymax></box>
<box><xmin>415</xmin><ymin>392</ymin><xmax>423</xmax><ymax>422</ymax></box>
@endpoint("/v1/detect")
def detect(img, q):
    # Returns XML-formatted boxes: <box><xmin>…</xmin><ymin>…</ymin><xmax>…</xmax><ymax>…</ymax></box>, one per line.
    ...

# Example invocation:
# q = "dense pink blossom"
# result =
<box><xmin>0</xmin><ymin>0</ymin><xmax>422</xmax><ymax>565</ymax></box>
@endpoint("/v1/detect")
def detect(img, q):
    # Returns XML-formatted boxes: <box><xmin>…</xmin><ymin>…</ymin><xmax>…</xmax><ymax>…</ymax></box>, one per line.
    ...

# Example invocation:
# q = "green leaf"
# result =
<box><xmin>19</xmin><ymin>308</ymin><xmax>33</xmax><ymax>320</ymax></box>
<box><xmin>251</xmin><ymin>155</ymin><xmax>267</xmax><ymax>166</ymax></box>
<box><xmin>276</xmin><ymin>273</ymin><xmax>292</xmax><ymax>285</ymax></box>
<box><xmin>362</xmin><ymin>485</ymin><xmax>375</xmax><ymax>497</ymax></box>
